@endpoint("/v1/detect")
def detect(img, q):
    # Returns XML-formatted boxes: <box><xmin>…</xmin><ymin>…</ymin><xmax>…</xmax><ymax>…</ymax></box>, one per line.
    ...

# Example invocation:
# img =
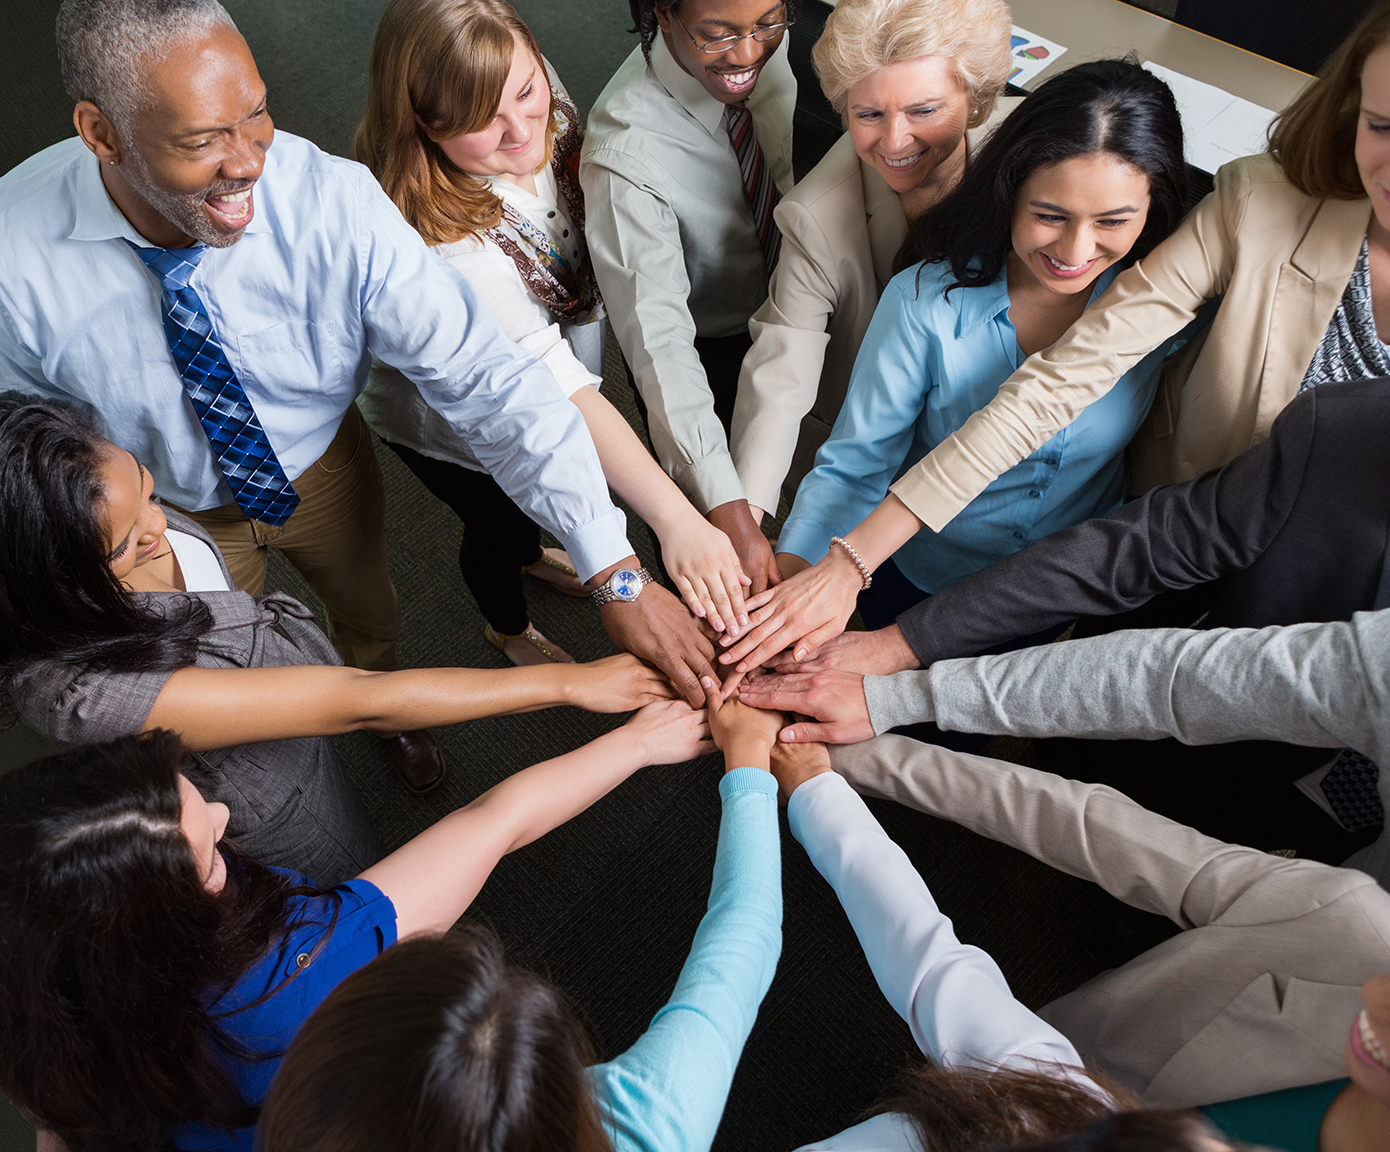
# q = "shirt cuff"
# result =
<box><xmin>775</xmin><ymin>515</ymin><xmax>838</xmax><ymax>565</ymax></box>
<box><xmin>863</xmin><ymin>671</ymin><xmax>935</xmax><ymax>734</ymax></box>
<box><xmin>674</xmin><ymin>449</ymin><xmax>747</xmax><ymax>516</ymax></box>
<box><xmin>785</xmin><ymin>767</ymin><xmax>850</xmax><ymax>842</ymax></box>
<box><xmin>720</xmin><ymin>766</ymin><xmax>778</xmax><ymax>799</ymax></box>
<box><xmin>559</xmin><ymin>505</ymin><xmax>635</xmax><ymax>584</ymax></box>
<box><xmin>889</xmin><ymin>443</ymin><xmax>991</xmax><ymax>534</ymax></box>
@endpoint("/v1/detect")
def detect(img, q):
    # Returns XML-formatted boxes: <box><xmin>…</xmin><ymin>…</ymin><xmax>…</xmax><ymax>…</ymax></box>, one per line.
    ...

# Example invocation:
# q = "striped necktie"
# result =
<box><xmin>126</xmin><ymin>241</ymin><xmax>300</xmax><ymax>526</ymax></box>
<box><xmin>725</xmin><ymin>101</ymin><xmax>781</xmax><ymax>272</ymax></box>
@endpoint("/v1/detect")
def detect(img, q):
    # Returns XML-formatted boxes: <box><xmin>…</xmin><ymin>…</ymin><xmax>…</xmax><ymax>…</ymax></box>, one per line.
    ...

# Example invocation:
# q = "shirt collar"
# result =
<box><xmin>950</xmin><ymin>260</ymin><xmax>1125</xmax><ymax>338</ymax></box>
<box><xmin>650</xmin><ymin>30</ymin><xmax>729</xmax><ymax>137</ymax></box>
<box><xmin>68</xmin><ymin>149</ymin><xmax>273</xmax><ymax>246</ymax></box>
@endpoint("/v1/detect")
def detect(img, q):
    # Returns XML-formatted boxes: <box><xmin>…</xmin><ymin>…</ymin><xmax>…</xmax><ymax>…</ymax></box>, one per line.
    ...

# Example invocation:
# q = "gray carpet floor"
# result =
<box><xmin>0</xmin><ymin>3</ymin><xmax>1161</xmax><ymax>1149</ymax></box>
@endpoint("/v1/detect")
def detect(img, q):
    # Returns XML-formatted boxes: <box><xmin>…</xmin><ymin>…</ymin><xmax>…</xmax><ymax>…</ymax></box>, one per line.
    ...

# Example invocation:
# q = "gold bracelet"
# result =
<box><xmin>829</xmin><ymin>536</ymin><xmax>872</xmax><ymax>590</ymax></box>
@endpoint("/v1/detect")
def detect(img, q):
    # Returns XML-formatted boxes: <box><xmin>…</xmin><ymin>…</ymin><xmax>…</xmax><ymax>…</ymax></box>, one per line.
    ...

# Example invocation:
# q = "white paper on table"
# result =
<box><xmin>1009</xmin><ymin>25</ymin><xmax>1067</xmax><ymax>88</ymax></box>
<box><xmin>1142</xmin><ymin>61</ymin><xmax>1278</xmax><ymax>175</ymax></box>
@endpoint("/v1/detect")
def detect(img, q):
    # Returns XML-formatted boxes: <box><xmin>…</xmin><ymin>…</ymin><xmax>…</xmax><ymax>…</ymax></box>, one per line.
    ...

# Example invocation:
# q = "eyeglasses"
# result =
<box><xmin>672</xmin><ymin>7</ymin><xmax>795</xmax><ymax>54</ymax></box>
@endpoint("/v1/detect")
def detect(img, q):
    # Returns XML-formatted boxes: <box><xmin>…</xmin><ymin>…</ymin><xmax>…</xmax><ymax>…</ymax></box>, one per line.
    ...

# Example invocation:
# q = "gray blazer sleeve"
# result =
<box><xmin>895</xmin><ymin>384</ymin><xmax>1318</xmax><ymax>667</ymax></box>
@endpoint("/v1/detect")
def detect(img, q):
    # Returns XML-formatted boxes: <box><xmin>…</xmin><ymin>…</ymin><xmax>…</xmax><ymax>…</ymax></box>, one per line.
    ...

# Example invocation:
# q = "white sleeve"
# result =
<box><xmin>442</xmin><ymin>244</ymin><xmax>600</xmax><ymax>396</ymax></box>
<box><xmin>787</xmin><ymin>772</ymin><xmax>1089</xmax><ymax>1076</ymax></box>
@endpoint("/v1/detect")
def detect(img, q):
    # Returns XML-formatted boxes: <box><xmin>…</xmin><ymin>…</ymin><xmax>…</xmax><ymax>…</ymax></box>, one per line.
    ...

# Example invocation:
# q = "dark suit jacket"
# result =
<box><xmin>899</xmin><ymin>378</ymin><xmax>1390</xmax><ymax>667</ymax></box>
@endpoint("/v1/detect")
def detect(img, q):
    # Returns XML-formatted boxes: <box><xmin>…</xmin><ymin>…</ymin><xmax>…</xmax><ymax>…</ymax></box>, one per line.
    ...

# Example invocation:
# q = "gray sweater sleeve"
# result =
<box><xmin>866</xmin><ymin>611</ymin><xmax>1390</xmax><ymax>769</ymax></box>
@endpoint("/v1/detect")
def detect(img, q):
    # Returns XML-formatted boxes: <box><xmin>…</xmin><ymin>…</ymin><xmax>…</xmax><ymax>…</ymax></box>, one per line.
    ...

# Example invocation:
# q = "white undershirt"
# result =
<box><xmin>165</xmin><ymin>528</ymin><xmax>229</xmax><ymax>593</ymax></box>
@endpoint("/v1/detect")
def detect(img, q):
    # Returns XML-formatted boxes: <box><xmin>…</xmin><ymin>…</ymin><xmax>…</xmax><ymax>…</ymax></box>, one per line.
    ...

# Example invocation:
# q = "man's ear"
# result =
<box><xmin>74</xmin><ymin>101</ymin><xmax>122</xmax><ymax>165</ymax></box>
<box><xmin>652</xmin><ymin>2</ymin><xmax>674</xmax><ymax>33</ymax></box>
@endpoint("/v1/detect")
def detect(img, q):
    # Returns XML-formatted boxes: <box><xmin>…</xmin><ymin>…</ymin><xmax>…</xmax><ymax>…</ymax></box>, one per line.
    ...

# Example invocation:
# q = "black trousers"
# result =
<box><xmin>385</xmin><ymin>441</ymin><xmax>543</xmax><ymax>635</ymax></box>
<box><xmin>626</xmin><ymin>330</ymin><xmax>753</xmax><ymax>580</ymax></box>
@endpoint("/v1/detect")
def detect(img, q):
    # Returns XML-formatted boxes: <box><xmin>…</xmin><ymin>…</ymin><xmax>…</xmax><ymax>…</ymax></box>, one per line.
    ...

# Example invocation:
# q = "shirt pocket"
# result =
<box><xmin>232</xmin><ymin>320</ymin><xmax>345</xmax><ymax>407</ymax></box>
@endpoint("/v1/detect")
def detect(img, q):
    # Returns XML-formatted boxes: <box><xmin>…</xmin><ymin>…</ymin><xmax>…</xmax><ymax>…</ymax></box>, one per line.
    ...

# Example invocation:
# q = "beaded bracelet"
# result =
<box><xmin>829</xmin><ymin>536</ymin><xmax>872</xmax><ymax>590</ymax></box>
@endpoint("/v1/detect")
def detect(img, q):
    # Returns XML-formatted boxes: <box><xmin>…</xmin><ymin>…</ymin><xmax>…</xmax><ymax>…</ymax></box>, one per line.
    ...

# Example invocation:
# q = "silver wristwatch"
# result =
<box><xmin>591</xmin><ymin>566</ymin><xmax>653</xmax><ymax>605</ymax></box>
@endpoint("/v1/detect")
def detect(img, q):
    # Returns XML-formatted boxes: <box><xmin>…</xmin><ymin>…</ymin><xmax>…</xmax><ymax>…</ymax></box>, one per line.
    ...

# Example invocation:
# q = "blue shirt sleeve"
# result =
<box><xmin>778</xmin><ymin>278</ymin><xmax>936</xmax><ymax>564</ymax></box>
<box><xmin>589</xmin><ymin>767</ymin><xmax>781</xmax><ymax>1152</ymax></box>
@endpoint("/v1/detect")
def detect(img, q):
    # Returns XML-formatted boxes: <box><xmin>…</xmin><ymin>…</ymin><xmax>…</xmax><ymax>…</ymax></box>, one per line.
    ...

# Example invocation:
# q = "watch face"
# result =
<box><xmin>612</xmin><ymin>569</ymin><xmax>642</xmax><ymax>601</ymax></box>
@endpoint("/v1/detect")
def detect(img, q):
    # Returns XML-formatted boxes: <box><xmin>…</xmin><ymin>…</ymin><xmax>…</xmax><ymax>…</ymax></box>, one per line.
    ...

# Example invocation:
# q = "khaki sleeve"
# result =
<box><xmin>730</xmin><ymin>197</ymin><xmax>837</xmax><ymax>515</ymax></box>
<box><xmin>889</xmin><ymin>164</ymin><xmax>1248</xmax><ymax>531</ymax></box>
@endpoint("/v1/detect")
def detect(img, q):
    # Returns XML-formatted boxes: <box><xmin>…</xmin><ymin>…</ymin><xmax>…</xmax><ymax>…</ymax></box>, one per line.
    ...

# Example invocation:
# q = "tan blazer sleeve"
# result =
<box><xmin>890</xmin><ymin>162</ymin><xmax>1252</xmax><ymax>532</ymax></box>
<box><xmin>829</xmin><ymin>734</ymin><xmax>1363</xmax><ymax>930</ymax></box>
<box><xmin>730</xmin><ymin>196</ymin><xmax>838</xmax><ymax>514</ymax></box>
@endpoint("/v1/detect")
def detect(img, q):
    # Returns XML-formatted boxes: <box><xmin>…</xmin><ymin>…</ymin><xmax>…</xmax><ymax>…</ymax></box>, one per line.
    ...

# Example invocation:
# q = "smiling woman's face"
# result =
<box><xmin>435</xmin><ymin>31</ymin><xmax>551</xmax><ymax>182</ymax></box>
<box><xmin>1347</xmin><ymin>974</ymin><xmax>1390</xmax><ymax>1106</ymax></box>
<box><xmin>98</xmin><ymin>441</ymin><xmax>169</xmax><ymax>584</ymax></box>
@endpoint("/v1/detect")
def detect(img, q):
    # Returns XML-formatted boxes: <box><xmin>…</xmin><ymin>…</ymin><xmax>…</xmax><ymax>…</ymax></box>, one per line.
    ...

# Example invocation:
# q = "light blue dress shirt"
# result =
<box><xmin>590</xmin><ymin>767</ymin><xmax>781</xmax><ymax>1152</ymax></box>
<box><xmin>778</xmin><ymin>260</ymin><xmax>1171</xmax><ymax>595</ymax></box>
<box><xmin>0</xmin><ymin>134</ymin><xmax>631</xmax><ymax>580</ymax></box>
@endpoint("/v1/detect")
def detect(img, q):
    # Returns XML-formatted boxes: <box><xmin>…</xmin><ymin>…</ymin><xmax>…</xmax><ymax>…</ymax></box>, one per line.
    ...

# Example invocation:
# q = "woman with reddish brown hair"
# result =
<box><xmin>356</xmin><ymin>0</ymin><xmax>752</xmax><ymax>667</ymax></box>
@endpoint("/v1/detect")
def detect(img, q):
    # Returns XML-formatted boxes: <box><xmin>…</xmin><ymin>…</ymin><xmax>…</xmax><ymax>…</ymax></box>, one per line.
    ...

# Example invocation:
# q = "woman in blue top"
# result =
<box><xmin>256</xmin><ymin>692</ymin><xmax>784</xmax><ymax>1152</ymax></box>
<box><xmin>771</xmin><ymin>59</ymin><xmax>1189</xmax><ymax>633</ymax></box>
<box><xmin>1</xmin><ymin>694</ymin><xmax>713</xmax><ymax>1152</ymax></box>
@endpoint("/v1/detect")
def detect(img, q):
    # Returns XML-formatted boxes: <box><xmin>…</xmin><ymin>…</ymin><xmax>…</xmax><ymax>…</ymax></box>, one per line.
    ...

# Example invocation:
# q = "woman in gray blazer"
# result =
<box><xmin>0</xmin><ymin>396</ymin><xmax>675</xmax><ymax>885</ymax></box>
<box><xmin>729</xmin><ymin>0</ymin><xmax>1016</xmax><ymax>522</ymax></box>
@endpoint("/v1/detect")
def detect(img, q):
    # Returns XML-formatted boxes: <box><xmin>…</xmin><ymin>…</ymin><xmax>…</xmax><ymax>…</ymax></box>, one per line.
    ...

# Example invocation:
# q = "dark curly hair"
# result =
<box><xmin>894</xmin><ymin>57</ymin><xmax>1187</xmax><ymax>293</ymax></box>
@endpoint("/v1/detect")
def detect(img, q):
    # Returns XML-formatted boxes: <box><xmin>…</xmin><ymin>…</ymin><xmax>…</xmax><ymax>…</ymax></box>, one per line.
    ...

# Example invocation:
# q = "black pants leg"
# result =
<box><xmin>385</xmin><ymin>441</ymin><xmax>540</xmax><ymax>636</ymax></box>
<box><xmin>624</xmin><ymin>330</ymin><xmax>754</xmax><ymax>579</ymax></box>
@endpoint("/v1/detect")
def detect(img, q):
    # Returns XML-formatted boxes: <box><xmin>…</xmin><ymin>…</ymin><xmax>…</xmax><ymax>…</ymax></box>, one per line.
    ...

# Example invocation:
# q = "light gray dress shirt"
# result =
<box><xmin>863</xmin><ymin>611</ymin><xmax>1390</xmax><ymax>887</ymax></box>
<box><xmin>581</xmin><ymin>34</ymin><xmax>795</xmax><ymax>512</ymax></box>
<box><xmin>0</xmin><ymin>133</ymin><xmax>631</xmax><ymax>581</ymax></box>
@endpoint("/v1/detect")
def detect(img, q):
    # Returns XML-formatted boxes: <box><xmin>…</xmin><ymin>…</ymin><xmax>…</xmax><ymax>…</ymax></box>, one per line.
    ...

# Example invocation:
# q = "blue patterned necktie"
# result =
<box><xmin>125</xmin><ymin>241</ymin><xmax>300</xmax><ymax>525</ymax></box>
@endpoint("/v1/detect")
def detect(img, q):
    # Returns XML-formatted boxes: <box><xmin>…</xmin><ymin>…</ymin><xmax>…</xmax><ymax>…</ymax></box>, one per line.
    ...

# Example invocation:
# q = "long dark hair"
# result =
<box><xmin>0</xmin><ymin>731</ymin><xmax>308</xmax><ymax>1152</ymax></box>
<box><xmin>0</xmin><ymin>394</ymin><xmax>213</xmax><ymax>702</ymax></box>
<box><xmin>879</xmin><ymin>1063</ymin><xmax>1223</xmax><ymax>1152</ymax></box>
<box><xmin>894</xmin><ymin>58</ymin><xmax>1187</xmax><ymax>290</ymax></box>
<box><xmin>259</xmin><ymin>929</ymin><xmax>614</xmax><ymax>1152</ymax></box>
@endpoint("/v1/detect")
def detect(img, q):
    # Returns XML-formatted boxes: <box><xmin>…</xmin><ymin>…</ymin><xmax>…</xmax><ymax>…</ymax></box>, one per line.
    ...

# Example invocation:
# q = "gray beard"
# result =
<box><xmin>121</xmin><ymin>151</ymin><xmax>245</xmax><ymax>249</ymax></box>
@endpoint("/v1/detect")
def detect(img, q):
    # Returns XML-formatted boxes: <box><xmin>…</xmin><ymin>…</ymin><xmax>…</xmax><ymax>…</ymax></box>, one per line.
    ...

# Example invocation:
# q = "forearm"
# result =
<box><xmin>570</xmin><ymin>386</ymin><xmax>706</xmax><ymax>541</ymax></box>
<box><xmin>922</xmin><ymin>618</ymin><xmax>1388</xmax><ymax>758</ymax></box>
<box><xmin>591</xmin><ymin>769</ymin><xmax>781</xmax><ymax>1152</ymax></box>
<box><xmin>145</xmin><ymin>663</ymin><xmax>585</xmax><ymax>752</ymax></box>
<box><xmin>843</xmin><ymin>494</ymin><xmax>926</xmax><ymax>572</ymax></box>
<box><xmin>363</xmin><ymin>725</ymin><xmax>651</xmax><ymax>936</ymax></box>
<box><xmin>788</xmin><ymin>770</ymin><xmax>1082</xmax><ymax>1069</ymax></box>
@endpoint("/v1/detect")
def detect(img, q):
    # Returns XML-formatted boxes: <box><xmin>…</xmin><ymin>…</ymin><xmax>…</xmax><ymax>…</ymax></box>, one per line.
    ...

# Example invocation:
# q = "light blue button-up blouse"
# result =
<box><xmin>778</xmin><ymin>259</ymin><xmax>1172</xmax><ymax>595</ymax></box>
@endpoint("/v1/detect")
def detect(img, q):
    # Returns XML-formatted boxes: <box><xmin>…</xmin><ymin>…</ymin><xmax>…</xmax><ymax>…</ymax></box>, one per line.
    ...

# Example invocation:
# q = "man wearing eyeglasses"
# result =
<box><xmin>582</xmin><ymin>2</ymin><xmax>798</xmax><ymax>596</ymax></box>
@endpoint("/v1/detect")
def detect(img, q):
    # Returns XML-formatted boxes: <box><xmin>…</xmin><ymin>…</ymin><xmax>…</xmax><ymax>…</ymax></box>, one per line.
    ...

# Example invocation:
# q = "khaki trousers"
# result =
<box><xmin>177</xmin><ymin>403</ymin><xmax>401</xmax><ymax>671</ymax></box>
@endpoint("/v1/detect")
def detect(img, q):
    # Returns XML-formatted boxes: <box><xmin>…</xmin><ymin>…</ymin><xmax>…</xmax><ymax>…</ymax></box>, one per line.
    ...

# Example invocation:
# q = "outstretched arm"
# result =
<box><xmin>788</xmin><ymin>765</ymin><xmax>1089</xmax><ymax>1075</ymax></box>
<box><xmin>140</xmin><ymin>654</ymin><xmax>672</xmax><ymax>752</ymax></box>
<box><xmin>589</xmin><ymin>695</ymin><xmax>782</xmax><ymax>1152</ymax></box>
<box><xmin>830</xmin><ymin>734</ymin><xmax>1373</xmax><ymax>932</ymax></box>
<box><xmin>362</xmin><ymin>699</ymin><xmax>713</xmax><ymax>938</ymax></box>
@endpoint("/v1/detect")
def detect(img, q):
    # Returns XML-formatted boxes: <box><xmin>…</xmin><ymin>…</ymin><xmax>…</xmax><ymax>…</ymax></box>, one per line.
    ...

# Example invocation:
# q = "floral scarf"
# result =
<box><xmin>483</xmin><ymin>89</ymin><xmax>605</xmax><ymax>326</ymax></box>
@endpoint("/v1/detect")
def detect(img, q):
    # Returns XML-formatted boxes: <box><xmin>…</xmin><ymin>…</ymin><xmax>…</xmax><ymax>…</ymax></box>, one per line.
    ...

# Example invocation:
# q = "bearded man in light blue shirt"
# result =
<box><xmin>0</xmin><ymin>0</ymin><xmax>724</xmax><ymax>789</ymax></box>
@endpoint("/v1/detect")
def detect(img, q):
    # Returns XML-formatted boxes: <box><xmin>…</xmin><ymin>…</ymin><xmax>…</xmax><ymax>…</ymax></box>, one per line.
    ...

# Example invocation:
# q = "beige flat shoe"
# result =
<box><xmin>521</xmin><ymin>548</ymin><xmax>590</xmax><ymax>597</ymax></box>
<box><xmin>484</xmin><ymin>623</ymin><xmax>576</xmax><ymax>666</ymax></box>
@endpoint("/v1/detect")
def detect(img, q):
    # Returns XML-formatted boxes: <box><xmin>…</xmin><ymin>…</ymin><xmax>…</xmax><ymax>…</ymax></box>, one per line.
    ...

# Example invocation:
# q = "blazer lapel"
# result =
<box><xmin>1258</xmin><ymin>196</ymin><xmax>1370</xmax><ymax>433</ymax></box>
<box><xmin>862</xmin><ymin>164</ymin><xmax>906</xmax><ymax>291</ymax></box>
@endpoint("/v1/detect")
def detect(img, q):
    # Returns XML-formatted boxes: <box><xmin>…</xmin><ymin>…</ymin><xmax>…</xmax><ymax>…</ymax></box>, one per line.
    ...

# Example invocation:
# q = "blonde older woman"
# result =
<box><xmin>729</xmin><ymin>0</ymin><xmax>1015</xmax><ymax>522</ymax></box>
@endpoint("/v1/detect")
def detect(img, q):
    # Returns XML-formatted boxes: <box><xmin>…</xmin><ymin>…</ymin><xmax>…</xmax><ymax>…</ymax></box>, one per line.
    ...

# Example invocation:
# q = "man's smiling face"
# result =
<box><xmin>655</xmin><ymin>0</ymin><xmax>789</xmax><ymax>105</ymax></box>
<box><xmin>107</xmin><ymin>22</ymin><xmax>274</xmax><ymax>248</ymax></box>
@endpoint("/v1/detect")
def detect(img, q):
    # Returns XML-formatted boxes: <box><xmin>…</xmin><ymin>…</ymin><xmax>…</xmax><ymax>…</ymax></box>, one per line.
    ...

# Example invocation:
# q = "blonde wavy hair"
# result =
<box><xmin>354</xmin><ymin>0</ymin><xmax>557</xmax><ymax>245</ymax></box>
<box><xmin>1268</xmin><ymin>0</ymin><xmax>1390</xmax><ymax>199</ymax></box>
<box><xmin>812</xmin><ymin>0</ymin><xmax>1013</xmax><ymax>130</ymax></box>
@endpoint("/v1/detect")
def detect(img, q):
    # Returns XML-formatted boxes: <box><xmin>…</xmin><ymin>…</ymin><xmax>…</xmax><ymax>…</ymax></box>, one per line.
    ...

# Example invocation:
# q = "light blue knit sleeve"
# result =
<box><xmin>589</xmin><ymin>767</ymin><xmax>782</xmax><ymax>1152</ymax></box>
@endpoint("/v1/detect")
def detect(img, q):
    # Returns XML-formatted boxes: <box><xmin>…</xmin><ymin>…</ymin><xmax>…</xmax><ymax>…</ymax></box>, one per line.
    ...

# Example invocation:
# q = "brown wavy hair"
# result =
<box><xmin>1268</xmin><ymin>0</ymin><xmax>1390</xmax><ymax>199</ymax></box>
<box><xmin>354</xmin><ymin>0</ymin><xmax>558</xmax><ymax>245</ymax></box>
<box><xmin>879</xmin><ymin>1062</ymin><xmax>1222</xmax><ymax>1152</ymax></box>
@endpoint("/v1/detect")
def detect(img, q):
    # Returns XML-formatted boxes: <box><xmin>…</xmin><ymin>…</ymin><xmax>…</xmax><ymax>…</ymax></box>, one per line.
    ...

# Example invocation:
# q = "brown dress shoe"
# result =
<box><xmin>380</xmin><ymin>729</ymin><xmax>447</xmax><ymax>794</ymax></box>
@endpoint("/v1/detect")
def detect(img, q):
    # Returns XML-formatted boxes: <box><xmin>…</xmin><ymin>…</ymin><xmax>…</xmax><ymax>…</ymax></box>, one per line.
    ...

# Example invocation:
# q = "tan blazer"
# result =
<box><xmin>889</xmin><ymin>153</ymin><xmax>1373</xmax><ymax>530</ymax></box>
<box><xmin>729</xmin><ymin>103</ymin><xmax>1018</xmax><ymax>515</ymax></box>
<box><xmin>831</xmin><ymin>735</ymin><xmax>1390</xmax><ymax>1108</ymax></box>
